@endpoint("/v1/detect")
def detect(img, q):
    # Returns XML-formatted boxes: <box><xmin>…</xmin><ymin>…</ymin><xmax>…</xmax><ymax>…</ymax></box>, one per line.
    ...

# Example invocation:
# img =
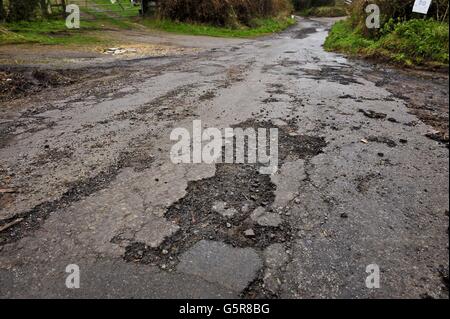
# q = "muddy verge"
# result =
<box><xmin>362</xmin><ymin>65</ymin><xmax>449</xmax><ymax>146</ymax></box>
<box><xmin>0</xmin><ymin>67</ymin><xmax>86</xmax><ymax>102</ymax></box>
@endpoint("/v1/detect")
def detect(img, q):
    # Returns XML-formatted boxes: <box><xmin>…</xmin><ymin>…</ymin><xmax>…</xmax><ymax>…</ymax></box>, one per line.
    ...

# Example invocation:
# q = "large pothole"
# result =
<box><xmin>123</xmin><ymin>121</ymin><xmax>327</xmax><ymax>296</ymax></box>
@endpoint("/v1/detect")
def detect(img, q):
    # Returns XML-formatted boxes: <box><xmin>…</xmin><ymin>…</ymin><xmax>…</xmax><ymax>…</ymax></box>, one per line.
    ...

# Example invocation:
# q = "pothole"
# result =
<box><xmin>123</xmin><ymin>120</ymin><xmax>327</xmax><ymax>296</ymax></box>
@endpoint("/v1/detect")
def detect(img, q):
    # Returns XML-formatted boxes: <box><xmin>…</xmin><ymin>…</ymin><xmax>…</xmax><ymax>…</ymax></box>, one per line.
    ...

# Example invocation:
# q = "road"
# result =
<box><xmin>0</xmin><ymin>18</ymin><xmax>448</xmax><ymax>299</ymax></box>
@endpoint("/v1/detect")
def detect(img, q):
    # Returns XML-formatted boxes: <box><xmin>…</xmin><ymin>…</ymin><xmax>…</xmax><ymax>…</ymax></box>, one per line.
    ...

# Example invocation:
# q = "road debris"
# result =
<box><xmin>358</xmin><ymin>109</ymin><xmax>388</xmax><ymax>119</ymax></box>
<box><xmin>0</xmin><ymin>218</ymin><xmax>24</xmax><ymax>232</ymax></box>
<box><xmin>0</xmin><ymin>188</ymin><xmax>16</xmax><ymax>194</ymax></box>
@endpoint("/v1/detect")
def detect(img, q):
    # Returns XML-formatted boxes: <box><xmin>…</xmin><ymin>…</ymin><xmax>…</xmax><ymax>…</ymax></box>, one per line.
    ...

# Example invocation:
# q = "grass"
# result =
<box><xmin>141</xmin><ymin>17</ymin><xmax>296</xmax><ymax>38</ymax></box>
<box><xmin>324</xmin><ymin>18</ymin><xmax>449</xmax><ymax>68</ymax></box>
<box><xmin>0</xmin><ymin>0</ymin><xmax>141</xmax><ymax>45</ymax></box>
<box><xmin>299</xmin><ymin>6</ymin><xmax>347</xmax><ymax>17</ymax></box>
<box><xmin>0</xmin><ymin>19</ymin><xmax>105</xmax><ymax>45</ymax></box>
<box><xmin>0</xmin><ymin>0</ymin><xmax>295</xmax><ymax>46</ymax></box>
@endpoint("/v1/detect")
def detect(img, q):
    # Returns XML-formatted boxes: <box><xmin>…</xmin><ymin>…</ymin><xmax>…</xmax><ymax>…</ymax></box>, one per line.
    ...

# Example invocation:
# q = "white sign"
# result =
<box><xmin>413</xmin><ymin>0</ymin><xmax>432</xmax><ymax>14</ymax></box>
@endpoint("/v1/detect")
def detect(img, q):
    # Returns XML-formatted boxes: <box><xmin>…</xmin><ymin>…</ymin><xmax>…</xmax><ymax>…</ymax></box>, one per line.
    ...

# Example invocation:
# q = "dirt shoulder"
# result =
<box><xmin>360</xmin><ymin>62</ymin><xmax>449</xmax><ymax>146</ymax></box>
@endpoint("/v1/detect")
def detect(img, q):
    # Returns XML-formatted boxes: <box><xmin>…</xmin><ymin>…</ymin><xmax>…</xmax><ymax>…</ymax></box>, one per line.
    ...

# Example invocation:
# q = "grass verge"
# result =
<box><xmin>0</xmin><ymin>15</ymin><xmax>295</xmax><ymax>46</ymax></box>
<box><xmin>324</xmin><ymin>19</ymin><xmax>449</xmax><ymax>68</ymax></box>
<box><xmin>0</xmin><ymin>19</ymin><xmax>105</xmax><ymax>45</ymax></box>
<box><xmin>140</xmin><ymin>17</ymin><xmax>296</xmax><ymax>38</ymax></box>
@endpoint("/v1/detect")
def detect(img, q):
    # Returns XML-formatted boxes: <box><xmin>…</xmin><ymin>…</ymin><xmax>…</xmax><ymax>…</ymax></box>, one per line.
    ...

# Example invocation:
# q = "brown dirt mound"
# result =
<box><xmin>0</xmin><ymin>68</ymin><xmax>79</xmax><ymax>102</ymax></box>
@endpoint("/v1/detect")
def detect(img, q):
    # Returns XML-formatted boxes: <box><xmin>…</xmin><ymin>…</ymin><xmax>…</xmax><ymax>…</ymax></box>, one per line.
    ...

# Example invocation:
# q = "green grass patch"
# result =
<box><xmin>0</xmin><ymin>19</ymin><xmax>106</xmax><ymax>45</ymax></box>
<box><xmin>140</xmin><ymin>17</ymin><xmax>296</xmax><ymax>38</ymax></box>
<box><xmin>324</xmin><ymin>19</ymin><xmax>449</xmax><ymax>67</ymax></box>
<box><xmin>299</xmin><ymin>6</ymin><xmax>347</xmax><ymax>17</ymax></box>
<box><xmin>81</xmin><ymin>0</ymin><xmax>139</xmax><ymax>28</ymax></box>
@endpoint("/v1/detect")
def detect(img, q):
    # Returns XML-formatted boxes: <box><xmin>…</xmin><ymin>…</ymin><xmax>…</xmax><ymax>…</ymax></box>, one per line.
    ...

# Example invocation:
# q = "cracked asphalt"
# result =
<box><xmin>0</xmin><ymin>17</ymin><xmax>448</xmax><ymax>299</ymax></box>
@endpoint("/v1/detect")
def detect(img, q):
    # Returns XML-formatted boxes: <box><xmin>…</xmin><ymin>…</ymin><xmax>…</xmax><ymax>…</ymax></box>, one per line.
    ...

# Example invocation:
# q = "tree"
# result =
<box><xmin>8</xmin><ymin>0</ymin><xmax>40</xmax><ymax>21</ymax></box>
<box><xmin>40</xmin><ymin>0</ymin><xmax>49</xmax><ymax>18</ymax></box>
<box><xmin>0</xmin><ymin>0</ymin><xmax>5</xmax><ymax>21</ymax></box>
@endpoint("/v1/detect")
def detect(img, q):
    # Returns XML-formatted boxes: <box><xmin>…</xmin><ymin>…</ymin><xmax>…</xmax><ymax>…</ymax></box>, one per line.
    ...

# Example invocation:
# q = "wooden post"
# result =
<box><xmin>61</xmin><ymin>0</ymin><xmax>67</xmax><ymax>18</ymax></box>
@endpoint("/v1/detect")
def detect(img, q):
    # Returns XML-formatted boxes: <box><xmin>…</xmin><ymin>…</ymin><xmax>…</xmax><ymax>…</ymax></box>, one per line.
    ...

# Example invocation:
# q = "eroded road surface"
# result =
<box><xmin>0</xmin><ymin>18</ymin><xmax>448</xmax><ymax>299</ymax></box>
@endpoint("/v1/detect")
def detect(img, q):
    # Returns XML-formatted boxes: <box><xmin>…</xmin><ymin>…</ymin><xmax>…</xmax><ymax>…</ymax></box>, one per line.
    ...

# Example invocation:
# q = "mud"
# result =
<box><xmin>361</xmin><ymin>64</ymin><xmax>449</xmax><ymax>146</ymax></box>
<box><xmin>0</xmin><ymin>68</ymin><xmax>84</xmax><ymax>102</ymax></box>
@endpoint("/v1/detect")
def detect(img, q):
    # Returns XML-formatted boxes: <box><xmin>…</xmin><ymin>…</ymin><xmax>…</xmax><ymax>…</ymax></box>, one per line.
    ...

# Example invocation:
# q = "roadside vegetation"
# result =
<box><xmin>0</xmin><ymin>0</ymin><xmax>296</xmax><ymax>45</ymax></box>
<box><xmin>324</xmin><ymin>0</ymin><xmax>449</xmax><ymax>68</ymax></box>
<box><xmin>142</xmin><ymin>17</ymin><xmax>295</xmax><ymax>38</ymax></box>
<box><xmin>294</xmin><ymin>0</ymin><xmax>347</xmax><ymax>17</ymax></box>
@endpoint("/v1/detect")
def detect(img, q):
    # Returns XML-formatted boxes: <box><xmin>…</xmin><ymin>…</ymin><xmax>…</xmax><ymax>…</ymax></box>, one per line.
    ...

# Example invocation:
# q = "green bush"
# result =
<box><xmin>324</xmin><ymin>18</ymin><xmax>449</xmax><ymax>66</ymax></box>
<box><xmin>292</xmin><ymin>0</ymin><xmax>336</xmax><ymax>11</ymax></box>
<box><xmin>7</xmin><ymin>0</ymin><xmax>41</xmax><ymax>22</ymax></box>
<box><xmin>349</xmin><ymin>0</ymin><xmax>449</xmax><ymax>38</ymax></box>
<box><xmin>300</xmin><ymin>5</ymin><xmax>347</xmax><ymax>17</ymax></box>
<box><xmin>159</xmin><ymin>0</ymin><xmax>293</xmax><ymax>27</ymax></box>
<box><xmin>378</xmin><ymin>19</ymin><xmax>449</xmax><ymax>64</ymax></box>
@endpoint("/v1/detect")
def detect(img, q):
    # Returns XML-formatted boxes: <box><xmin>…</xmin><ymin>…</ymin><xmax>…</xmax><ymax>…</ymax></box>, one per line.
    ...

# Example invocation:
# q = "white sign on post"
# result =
<box><xmin>413</xmin><ymin>0</ymin><xmax>432</xmax><ymax>14</ymax></box>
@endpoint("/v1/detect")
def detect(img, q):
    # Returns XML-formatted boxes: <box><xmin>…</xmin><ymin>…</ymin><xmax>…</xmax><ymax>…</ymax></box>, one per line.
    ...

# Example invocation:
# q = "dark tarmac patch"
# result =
<box><xmin>31</xmin><ymin>148</ymin><xmax>74</xmax><ymax>166</ymax></box>
<box><xmin>367</xmin><ymin>136</ymin><xmax>397</xmax><ymax>148</ymax></box>
<box><xmin>262</xmin><ymin>97</ymin><xmax>281</xmax><ymax>103</ymax></box>
<box><xmin>199</xmin><ymin>90</ymin><xmax>216</xmax><ymax>102</ymax></box>
<box><xmin>298</xmin><ymin>66</ymin><xmax>363</xmax><ymax>85</ymax></box>
<box><xmin>112</xmin><ymin>84</ymin><xmax>197</xmax><ymax>123</ymax></box>
<box><xmin>358</xmin><ymin>108</ymin><xmax>387</xmax><ymax>120</ymax></box>
<box><xmin>294</xmin><ymin>27</ymin><xmax>317</xmax><ymax>39</ymax></box>
<box><xmin>355</xmin><ymin>172</ymin><xmax>382</xmax><ymax>193</ymax></box>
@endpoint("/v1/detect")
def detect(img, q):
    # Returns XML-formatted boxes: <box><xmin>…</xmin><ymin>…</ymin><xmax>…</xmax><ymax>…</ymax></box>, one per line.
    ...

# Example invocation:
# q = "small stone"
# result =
<box><xmin>226</xmin><ymin>222</ymin><xmax>232</xmax><ymax>228</ymax></box>
<box><xmin>241</xmin><ymin>203</ymin><xmax>250</xmax><ymax>213</ymax></box>
<box><xmin>162</xmin><ymin>249</ymin><xmax>169</xmax><ymax>255</ymax></box>
<box><xmin>212</xmin><ymin>201</ymin><xmax>237</xmax><ymax>218</ymax></box>
<box><xmin>251</xmin><ymin>207</ymin><xmax>282</xmax><ymax>227</ymax></box>
<box><xmin>244</xmin><ymin>229</ymin><xmax>256</xmax><ymax>237</ymax></box>
<box><xmin>264</xmin><ymin>243</ymin><xmax>289</xmax><ymax>269</ymax></box>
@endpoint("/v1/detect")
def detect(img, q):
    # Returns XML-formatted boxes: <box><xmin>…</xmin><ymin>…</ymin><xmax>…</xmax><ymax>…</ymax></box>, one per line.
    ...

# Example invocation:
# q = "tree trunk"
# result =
<box><xmin>0</xmin><ymin>0</ymin><xmax>5</xmax><ymax>21</ymax></box>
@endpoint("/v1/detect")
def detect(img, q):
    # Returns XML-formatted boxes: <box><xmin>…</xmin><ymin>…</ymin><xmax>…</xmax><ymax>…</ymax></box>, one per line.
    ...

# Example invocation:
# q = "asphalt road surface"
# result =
<box><xmin>0</xmin><ymin>18</ymin><xmax>448</xmax><ymax>299</ymax></box>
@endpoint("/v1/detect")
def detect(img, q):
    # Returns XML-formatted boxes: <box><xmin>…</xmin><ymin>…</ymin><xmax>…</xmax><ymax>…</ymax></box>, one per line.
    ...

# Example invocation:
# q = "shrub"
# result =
<box><xmin>159</xmin><ymin>0</ymin><xmax>293</xmax><ymax>27</ymax></box>
<box><xmin>292</xmin><ymin>0</ymin><xmax>336</xmax><ymax>10</ymax></box>
<box><xmin>378</xmin><ymin>18</ymin><xmax>449</xmax><ymax>64</ymax></box>
<box><xmin>324</xmin><ymin>18</ymin><xmax>449</xmax><ymax>66</ymax></box>
<box><xmin>349</xmin><ymin>0</ymin><xmax>449</xmax><ymax>38</ymax></box>
<box><xmin>301</xmin><ymin>5</ymin><xmax>347</xmax><ymax>17</ymax></box>
<box><xmin>7</xmin><ymin>0</ymin><xmax>40</xmax><ymax>22</ymax></box>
